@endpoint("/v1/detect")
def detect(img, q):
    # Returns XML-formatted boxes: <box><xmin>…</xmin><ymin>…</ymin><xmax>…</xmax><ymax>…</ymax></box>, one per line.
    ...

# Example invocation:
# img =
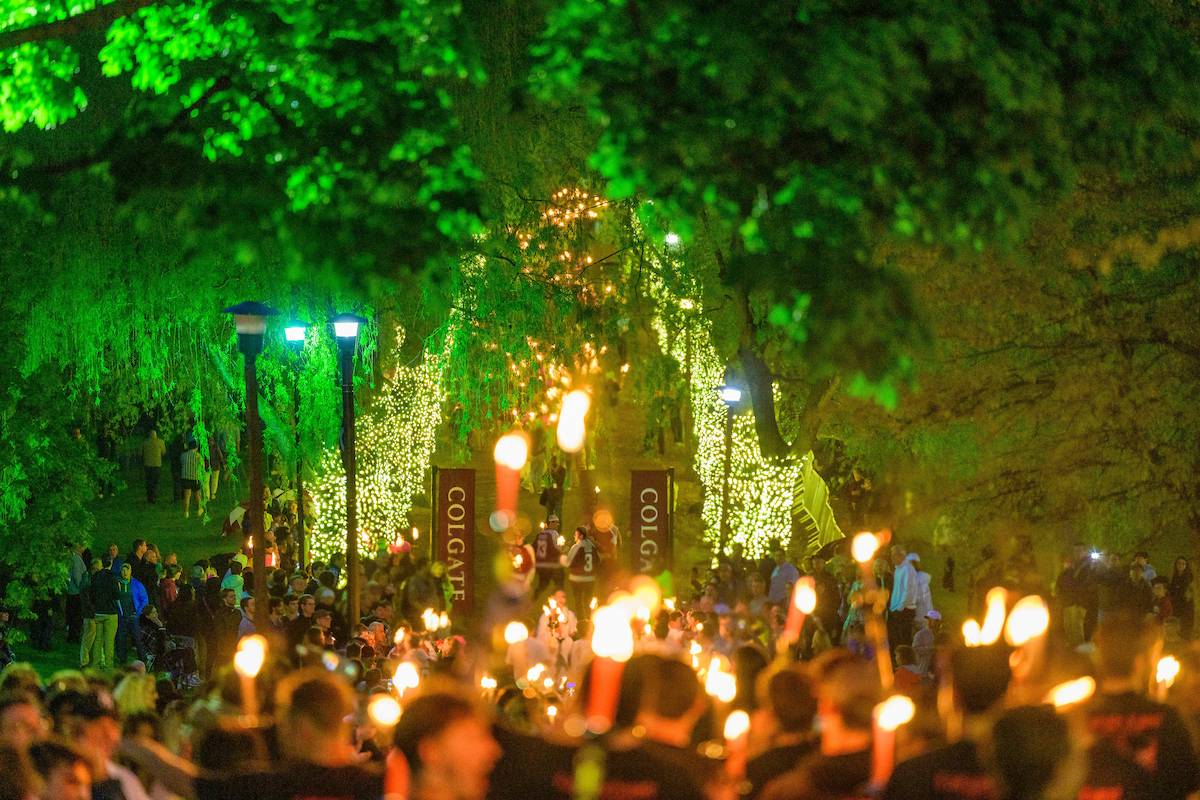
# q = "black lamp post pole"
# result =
<box><xmin>719</xmin><ymin>402</ymin><xmax>733</xmax><ymax>556</ymax></box>
<box><xmin>225</xmin><ymin>301</ymin><xmax>276</xmax><ymax>635</ymax></box>
<box><xmin>338</xmin><ymin>339</ymin><xmax>360</xmax><ymax>627</ymax></box>
<box><xmin>242</xmin><ymin>348</ymin><xmax>269</xmax><ymax>631</ymax></box>
<box><xmin>293</xmin><ymin>369</ymin><xmax>306</xmax><ymax>568</ymax></box>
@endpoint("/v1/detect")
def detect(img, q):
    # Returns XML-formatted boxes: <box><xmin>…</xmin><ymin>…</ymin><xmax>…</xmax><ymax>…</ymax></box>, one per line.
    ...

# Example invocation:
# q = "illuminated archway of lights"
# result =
<box><xmin>645</xmin><ymin>256</ymin><xmax>802</xmax><ymax>560</ymax></box>
<box><xmin>310</xmin><ymin>326</ymin><xmax>448</xmax><ymax>561</ymax></box>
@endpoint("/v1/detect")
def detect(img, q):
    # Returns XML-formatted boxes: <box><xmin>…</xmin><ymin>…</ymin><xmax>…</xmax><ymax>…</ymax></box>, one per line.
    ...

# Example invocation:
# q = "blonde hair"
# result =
<box><xmin>113</xmin><ymin>673</ymin><xmax>158</xmax><ymax>717</ymax></box>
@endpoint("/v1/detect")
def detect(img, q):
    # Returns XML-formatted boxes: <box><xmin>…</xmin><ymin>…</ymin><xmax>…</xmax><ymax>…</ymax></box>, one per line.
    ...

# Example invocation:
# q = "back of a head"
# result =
<box><xmin>1093</xmin><ymin>612</ymin><xmax>1151</xmax><ymax>680</ymax></box>
<box><xmin>812</xmin><ymin>650</ymin><xmax>879</xmax><ymax>731</ymax></box>
<box><xmin>641</xmin><ymin>655</ymin><xmax>702</xmax><ymax>720</ymax></box>
<box><xmin>759</xmin><ymin>665</ymin><xmax>817</xmax><ymax>734</ymax></box>
<box><xmin>196</xmin><ymin>718</ymin><xmax>269</xmax><ymax>770</ymax></box>
<box><xmin>393</xmin><ymin>685</ymin><xmax>480</xmax><ymax>776</ymax></box>
<box><xmin>992</xmin><ymin>705</ymin><xmax>1071</xmax><ymax>800</ymax></box>
<box><xmin>951</xmin><ymin>645</ymin><xmax>1013</xmax><ymax>715</ymax></box>
<box><xmin>275</xmin><ymin>669</ymin><xmax>354</xmax><ymax>739</ymax></box>
<box><xmin>0</xmin><ymin>744</ymin><xmax>36</xmax><ymax>800</ymax></box>
<box><xmin>28</xmin><ymin>739</ymin><xmax>85</xmax><ymax>779</ymax></box>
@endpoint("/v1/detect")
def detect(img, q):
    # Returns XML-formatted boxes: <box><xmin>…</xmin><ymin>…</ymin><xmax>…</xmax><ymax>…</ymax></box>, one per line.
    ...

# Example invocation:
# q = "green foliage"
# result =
<box><xmin>531</xmin><ymin>0</ymin><xmax>1200</xmax><ymax>408</ymax></box>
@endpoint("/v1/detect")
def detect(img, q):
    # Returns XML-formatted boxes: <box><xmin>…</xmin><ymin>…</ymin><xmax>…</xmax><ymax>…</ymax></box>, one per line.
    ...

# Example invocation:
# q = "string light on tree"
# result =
<box><xmin>310</xmin><ymin>325</ymin><xmax>449</xmax><ymax>561</ymax></box>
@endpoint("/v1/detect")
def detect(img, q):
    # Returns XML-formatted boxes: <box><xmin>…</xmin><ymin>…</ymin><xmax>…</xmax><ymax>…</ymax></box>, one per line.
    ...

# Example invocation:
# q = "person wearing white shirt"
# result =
<box><xmin>906</xmin><ymin>553</ymin><xmax>934</xmax><ymax>624</ymax></box>
<box><xmin>888</xmin><ymin>545</ymin><xmax>919</xmax><ymax>662</ymax></box>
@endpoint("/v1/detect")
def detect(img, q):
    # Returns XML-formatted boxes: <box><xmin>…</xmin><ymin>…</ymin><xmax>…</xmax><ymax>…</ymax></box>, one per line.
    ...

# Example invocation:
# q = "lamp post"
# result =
<box><xmin>224</xmin><ymin>301</ymin><xmax>277</xmax><ymax>633</ymax></box>
<box><xmin>334</xmin><ymin>312</ymin><xmax>366</xmax><ymax>627</ymax></box>
<box><xmin>716</xmin><ymin>384</ymin><xmax>742</xmax><ymax>556</ymax></box>
<box><xmin>284</xmin><ymin>319</ymin><xmax>309</xmax><ymax>568</ymax></box>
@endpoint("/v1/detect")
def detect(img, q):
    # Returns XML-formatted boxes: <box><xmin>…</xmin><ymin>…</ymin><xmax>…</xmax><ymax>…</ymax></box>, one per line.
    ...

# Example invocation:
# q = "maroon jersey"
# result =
<box><xmin>568</xmin><ymin>538</ymin><xmax>599</xmax><ymax>579</ymax></box>
<box><xmin>509</xmin><ymin>544</ymin><xmax>535</xmax><ymax>577</ymax></box>
<box><xmin>534</xmin><ymin>528</ymin><xmax>563</xmax><ymax>568</ymax></box>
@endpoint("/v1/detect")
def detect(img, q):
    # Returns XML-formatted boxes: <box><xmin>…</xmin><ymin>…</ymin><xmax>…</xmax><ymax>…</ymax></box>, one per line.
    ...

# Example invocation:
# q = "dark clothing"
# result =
<box><xmin>145</xmin><ymin>465</ymin><xmax>161</xmax><ymax>503</ymax></box>
<box><xmin>887</xmin><ymin>607</ymin><xmax>915</xmax><ymax>662</ymax></box>
<box><xmin>761</xmin><ymin>748</ymin><xmax>873</xmax><ymax>800</ymax></box>
<box><xmin>490</xmin><ymin>727</ymin><xmax>715</xmax><ymax>800</ymax></box>
<box><xmin>1085</xmin><ymin>691</ymin><xmax>1199</xmax><ymax>800</ymax></box>
<box><xmin>747</xmin><ymin>741</ymin><xmax>818</xmax><ymax>800</ymax></box>
<box><xmin>884</xmin><ymin>739</ymin><xmax>996</xmax><ymax>800</ymax></box>
<box><xmin>210</xmin><ymin>604</ymin><xmax>242</xmax><ymax>665</ymax></box>
<box><xmin>1168</xmin><ymin>571</ymin><xmax>1194</xmax><ymax>639</ymax></box>
<box><xmin>91</xmin><ymin>778</ymin><xmax>130</xmax><ymax>800</ymax></box>
<box><xmin>91</xmin><ymin>569</ymin><xmax>121</xmax><ymax>616</ymax></box>
<box><xmin>195</xmin><ymin>762</ymin><xmax>383</xmax><ymax>800</ymax></box>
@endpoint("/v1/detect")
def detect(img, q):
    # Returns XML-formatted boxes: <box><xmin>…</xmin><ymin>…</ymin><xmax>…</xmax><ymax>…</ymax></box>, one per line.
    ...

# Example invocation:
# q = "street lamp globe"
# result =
<box><xmin>223</xmin><ymin>301</ymin><xmax>278</xmax><ymax>355</ymax></box>
<box><xmin>716</xmin><ymin>385</ymin><xmax>742</xmax><ymax>405</ymax></box>
<box><xmin>284</xmin><ymin>319</ymin><xmax>309</xmax><ymax>346</ymax></box>
<box><xmin>333</xmin><ymin>312</ymin><xmax>366</xmax><ymax>343</ymax></box>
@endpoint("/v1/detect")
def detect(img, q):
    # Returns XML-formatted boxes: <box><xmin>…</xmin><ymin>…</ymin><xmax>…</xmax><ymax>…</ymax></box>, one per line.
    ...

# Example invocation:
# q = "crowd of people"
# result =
<box><xmin>2</xmin><ymin>496</ymin><xmax>1198</xmax><ymax>800</ymax></box>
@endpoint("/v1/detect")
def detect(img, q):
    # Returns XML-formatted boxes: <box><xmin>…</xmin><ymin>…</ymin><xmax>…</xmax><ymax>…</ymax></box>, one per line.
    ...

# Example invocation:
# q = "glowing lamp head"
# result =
<box><xmin>494</xmin><ymin>432</ymin><xmax>529</xmax><ymax>470</ymax></box>
<box><xmin>723</xmin><ymin>710</ymin><xmax>751</xmax><ymax>741</ymax></box>
<box><xmin>233</xmin><ymin>634</ymin><xmax>268</xmax><ymax>679</ymax></box>
<box><xmin>792</xmin><ymin>576</ymin><xmax>817</xmax><ymax>614</ymax></box>
<box><xmin>283</xmin><ymin>320</ymin><xmax>309</xmax><ymax>344</ymax></box>
<box><xmin>367</xmin><ymin>694</ymin><xmax>402</xmax><ymax>727</ymax></box>
<box><xmin>875</xmin><ymin>695</ymin><xmax>916</xmax><ymax>731</ymax></box>
<box><xmin>332</xmin><ymin>312</ymin><xmax>366</xmax><ymax>340</ymax></box>
<box><xmin>1004</xmin><ymin>595</ymin><xmax>1050</xmax><ymax>647</ymax></box>
<box><xmin>1157</xmin><ymin>656</ymin><xmax>1181</xmax><ymax>689</ymax></box>
<box><xmin>504</xmin><ymin>621</ymin><xmax>529</xmax><ymax>645</ymax></box>
<box><xmin>664</xmin><ymin>231</ymin><xmax>681</xmax><ymax>247</ymax></box>
<box><xmin>393</xmin><ymin>627</ymin><xmax>408</xmax><ymax>646</ymax></box>
<box><xmin>480</xmin><ymin>675</ymin><xmax>498</xmax><ymax>690</ymax></box>
<box><xmin>851</xmin><ymin>532</ymin><xmax>880</xmax><ymax>565</ymax></box>
<box><xmin>223</xmin><ymin>301</ymin><xmax>276</xmax><ymax>336</ymax></box>
<box><xmin>1047</xmin><ymin>676</ymin><xmax>1095</xmax><ymax>709</ymax></box>
<box><xmin>716</xmin><ymin>385</ymin><xmax>742</xmax><ymax>405</ymax></box>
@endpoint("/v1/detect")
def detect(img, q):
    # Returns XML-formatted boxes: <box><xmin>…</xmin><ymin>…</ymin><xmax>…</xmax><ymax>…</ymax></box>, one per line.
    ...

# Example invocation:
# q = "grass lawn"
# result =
<box><xmin>18</xmin><ymin>465</ymin><xmax>245</xmax><ymax>676</ymax></box>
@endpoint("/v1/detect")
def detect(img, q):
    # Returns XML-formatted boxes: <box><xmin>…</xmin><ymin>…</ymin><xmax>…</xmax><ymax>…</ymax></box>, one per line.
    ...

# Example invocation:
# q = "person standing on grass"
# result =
<box><xmin>141</xmin><ymin>429</ymin><xmax>166</xmax><ymax>504</ymax></box>
<box><xmin>90</xmin><ymin>558</ymin><xmax>121</xmax><ymax>669</ymax></box>
<box><xmin>66</xmin><ymin>543</ymin><xmax>87</xmax><ymax>644</ymax></box>
<box><xmin>205</xmin><ymin>429</ymin><xmax>225</xmax><ymax>504</ymax></box>
<box><xmin>115</xmin><ymin>563</ymin><xmax>148</xmax><ymax>665</ymax></box>
<box><xmin>180</xmin><ymin>439</ymin><xmax>204</xmax><ymax>520</ymax></box>
<box><xmin>78</xmin><ymin>558</ymin><xmax>100</xmax><ymax>668</ymax></box>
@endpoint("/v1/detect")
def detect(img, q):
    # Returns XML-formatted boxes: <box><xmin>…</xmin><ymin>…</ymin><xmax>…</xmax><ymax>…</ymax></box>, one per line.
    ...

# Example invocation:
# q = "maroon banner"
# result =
<box><xmin>629</xmin><ymin>469</ymin><xmax>672</xmax><ymax>574</ymax></box>
<box><xmin>434</xmin><ymin>468</ymin><xmax>475</xmax><ymax>613</ymax></box>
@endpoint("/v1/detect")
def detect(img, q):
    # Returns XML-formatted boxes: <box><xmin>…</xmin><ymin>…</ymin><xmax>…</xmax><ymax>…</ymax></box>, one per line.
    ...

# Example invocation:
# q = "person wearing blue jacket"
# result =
<box><xmin>115</xmin><ymin>562</ymin><xmax>148</xmax><ymax>664</ymax></box>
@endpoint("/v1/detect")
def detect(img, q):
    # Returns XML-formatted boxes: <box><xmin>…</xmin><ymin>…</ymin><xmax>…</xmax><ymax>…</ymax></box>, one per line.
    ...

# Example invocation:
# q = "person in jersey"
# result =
<box><xmin>593</xmin><ymin>517</ymin><xmax>622</xmax><ymax>589</ymax></box>
<box><xmin>562</xmin><ymin>526</ymin><xmax>600</xmax><ymax>618</ymax></box>
<box><xmin>532</xmin><ymin>515</ymin><xmax>565</xmax><ymax>597</ymax></box>
<box><xmin>1079</xmin><ymin>612</ymin><xmax>1198</xmax><ymax>800</ymax></box>
<box><xmin>504</xmin><ymin>528</ymin><xmax>537</xmax><ymax>594</ymax></box>
<box><xmin>884</xmin><ymin>643</ymin><xmax>1011</xmax><ymax>800</ymax></box>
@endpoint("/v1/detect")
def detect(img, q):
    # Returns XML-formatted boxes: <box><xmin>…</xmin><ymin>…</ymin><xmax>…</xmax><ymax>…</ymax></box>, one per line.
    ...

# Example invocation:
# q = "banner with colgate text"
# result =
<box><xmin>629</xmin><ymin>469</ymin><xmax>673</xmax><ymax>574</ymax></box>
<box><xmin>433</xmin><ymin>467</ymin><xmax>475</xmax><ymax>614</ymax></box>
